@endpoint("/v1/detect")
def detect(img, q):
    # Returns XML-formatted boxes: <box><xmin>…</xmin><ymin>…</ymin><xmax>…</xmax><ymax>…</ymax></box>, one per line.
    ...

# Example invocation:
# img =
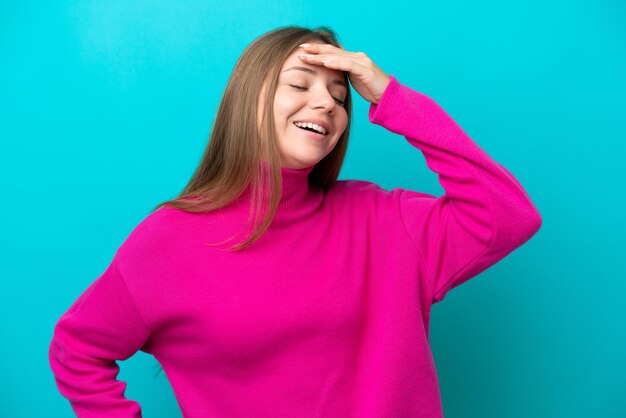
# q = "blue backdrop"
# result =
<box><xmin>1</xmin><ymin>1</ymin><xmax>624</xmax><ymax>417</ymax></box>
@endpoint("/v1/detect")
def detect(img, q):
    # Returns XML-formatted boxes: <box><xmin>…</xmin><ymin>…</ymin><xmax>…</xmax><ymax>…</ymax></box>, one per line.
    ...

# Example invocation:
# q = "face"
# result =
<box><xmin>258</xmin><ymin>41</ymin><xmax>349</xmax><ymax>169</ymax></box>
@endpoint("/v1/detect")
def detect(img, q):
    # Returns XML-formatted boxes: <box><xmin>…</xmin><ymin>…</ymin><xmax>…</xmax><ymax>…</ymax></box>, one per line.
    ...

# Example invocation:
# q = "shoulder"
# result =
<box><xmin>329</xmin><ymin>178</ymin><xmax>387</xmax><ymax>195</ymax></box>
<box><xmin>326</xmin><ymin>178</ymin><xmax>436</xmax><ymax>212</ymax></box>
<box><xmin>113</xmin><ymin>204</ymin><xmax>196</xmax><ymax>266</ymax></box>
<box><xmin>327</xmin><ymin>178</ymin><xmax>397</xmax><ymax>201</ymax></box>
<box><xmin>324</xmin><ymin>179</ymin><xmax>400</xmax><ymax>217</ymax></box>
<box><xmin>125</xmin><ymin>205</ymin><xmax>190</xmax><ymax>240</ymax></box>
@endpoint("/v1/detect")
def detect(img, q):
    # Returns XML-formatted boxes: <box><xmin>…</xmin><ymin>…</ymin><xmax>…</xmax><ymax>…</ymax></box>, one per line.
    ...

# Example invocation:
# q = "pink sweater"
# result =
<box><xmin>49</xmin><ymin>75</ymin><xmax>542</xmax><ymax>417</ymax></box>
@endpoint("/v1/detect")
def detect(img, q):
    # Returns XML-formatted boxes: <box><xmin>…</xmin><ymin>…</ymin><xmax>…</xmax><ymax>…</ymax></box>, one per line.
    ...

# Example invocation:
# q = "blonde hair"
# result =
<box><xmin>152</xmin><ymin>25</ymin><xmax>353</xmax><ymax>251</ymax></box>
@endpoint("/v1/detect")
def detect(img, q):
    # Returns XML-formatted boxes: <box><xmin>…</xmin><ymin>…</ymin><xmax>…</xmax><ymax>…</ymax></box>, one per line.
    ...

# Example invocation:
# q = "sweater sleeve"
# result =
<box><xmin>369</xmin><ymin>75</ymin><xmax>543</xmax><ymax>304</ymax></box>
<box><xmin>48</xmin><ymin>257</ymin><xmax>151</xmax><ymax>417</ymax></box>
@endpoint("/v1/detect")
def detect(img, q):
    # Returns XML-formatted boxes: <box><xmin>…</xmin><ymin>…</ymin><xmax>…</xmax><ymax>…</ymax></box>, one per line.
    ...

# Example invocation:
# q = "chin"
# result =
<box><xmin>283</xmin><ymin>157</ymin><xmax>320</xmax><ymax>169</ymax></box>
<box><xmin>281</xmin><ymin>151</ymin><xmax>321</xmax><ymax>166</ymax></box>
<box><xmin>285</xmin><ymin>162</ymin><xmax>316</xmax><ymax>169</ymax></box>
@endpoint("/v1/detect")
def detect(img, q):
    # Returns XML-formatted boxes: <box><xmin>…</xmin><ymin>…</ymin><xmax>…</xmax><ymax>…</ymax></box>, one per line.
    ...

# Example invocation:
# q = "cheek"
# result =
<box><xmin>273</xmin><ymin>109</ymin><xmax>291</xmax><ymax>133</ymax></box>
<box><xmin>329</xmin><ymin>119</ymin><xmax>347</xmax><ymax>146</ymax></box>
<box><xmin>336</xmin><ymin>114</ymin><xmax>349</xmax><ymax>136</ymax></box>
<box><xmin>274</xmin><ymin>93</ymin><xmax>301</xmax><ymax>120</ymax></box>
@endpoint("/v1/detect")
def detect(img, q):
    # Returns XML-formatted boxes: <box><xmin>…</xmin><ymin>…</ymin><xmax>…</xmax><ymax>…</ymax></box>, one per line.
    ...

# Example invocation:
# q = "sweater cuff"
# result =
<box><xmin>368</xmin><ymin>74</ymin><xmax>401</xmax><ymax>125</ymax></box>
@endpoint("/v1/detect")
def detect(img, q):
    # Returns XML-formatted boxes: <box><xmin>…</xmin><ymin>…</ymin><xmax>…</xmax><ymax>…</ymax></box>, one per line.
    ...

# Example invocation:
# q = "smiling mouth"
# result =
<box><xmin>293</xmin><ymin>122</ymin><xmax>328</xmax><ymax>136</ymax></box>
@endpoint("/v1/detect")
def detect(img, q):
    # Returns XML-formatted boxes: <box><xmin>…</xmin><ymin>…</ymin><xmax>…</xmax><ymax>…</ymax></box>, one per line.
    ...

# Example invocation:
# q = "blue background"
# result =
<box><xmin>1</xmin><ymin>1</ymin><xmax>624</xmax><ymax>417</ymax></box>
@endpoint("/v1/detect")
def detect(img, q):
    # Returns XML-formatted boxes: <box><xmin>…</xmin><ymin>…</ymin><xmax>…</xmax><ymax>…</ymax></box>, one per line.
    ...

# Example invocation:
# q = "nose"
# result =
<box><xmin>309</xmin><ymin>88</ymin><xmax>336</xmax><ymax>113</ymax></box>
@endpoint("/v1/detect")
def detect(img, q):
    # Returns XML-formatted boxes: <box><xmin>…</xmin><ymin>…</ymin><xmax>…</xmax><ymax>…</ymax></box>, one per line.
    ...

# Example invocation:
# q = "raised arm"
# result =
<box><xmin>369</xmin><ymin>75</ymin><xmax>542</xmax><ymax>304</ymax></box>
<box><xmin>49</xmin><ymin>258</ymin><xmax>151</xmax><ymax>417</ymax></box>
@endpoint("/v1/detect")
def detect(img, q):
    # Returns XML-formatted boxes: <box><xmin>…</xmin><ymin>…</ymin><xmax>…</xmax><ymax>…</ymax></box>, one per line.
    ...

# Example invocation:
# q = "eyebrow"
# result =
<box><xmin>282</xmin><ymin>66</ymin><xmax>347</xmax><ymax>89</ymax></box>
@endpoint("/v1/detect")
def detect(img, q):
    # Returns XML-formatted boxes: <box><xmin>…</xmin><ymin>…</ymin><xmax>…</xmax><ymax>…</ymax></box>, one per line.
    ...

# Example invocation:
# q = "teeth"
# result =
<box><xmin>294</xmin><ymin>121</ymin><xmax>327</xmax><ymax>135</ymax></box>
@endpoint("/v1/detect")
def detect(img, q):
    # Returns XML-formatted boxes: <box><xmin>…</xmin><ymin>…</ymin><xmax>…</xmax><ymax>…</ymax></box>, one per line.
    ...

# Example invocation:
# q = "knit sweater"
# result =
<box><xmin>49</xmin><ymin>75</ymin><xmax>542</xmax><ymax>417</ymax></box>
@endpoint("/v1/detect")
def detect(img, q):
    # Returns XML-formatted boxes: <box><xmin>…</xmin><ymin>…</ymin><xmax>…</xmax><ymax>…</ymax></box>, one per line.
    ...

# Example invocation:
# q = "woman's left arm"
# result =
<box><xmin>299</xmin><ymin>44</ymin><xmax>542</xmax><ymax>304</ymax></box>
<box><xmin>369</xmin><ymin>75</ymin><xmax>543</xmax><ymax>303</ymax></box>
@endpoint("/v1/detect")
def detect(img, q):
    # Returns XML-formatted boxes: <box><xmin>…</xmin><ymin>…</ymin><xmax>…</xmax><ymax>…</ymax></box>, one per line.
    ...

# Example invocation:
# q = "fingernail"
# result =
<box><xmin>299</xmin><ymin>43</ymin><xmax>311</xmax><ymax>48</ymax></box>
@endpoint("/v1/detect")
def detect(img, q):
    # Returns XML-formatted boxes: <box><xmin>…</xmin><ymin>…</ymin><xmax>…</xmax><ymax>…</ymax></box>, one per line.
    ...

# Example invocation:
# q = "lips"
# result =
<box><xmin>293</xmin><ymin>122</ymin><xmax>326</xmax><ymax>136</ymax></box>
<box><xmin>293</xmin><ymin>123</ymin><xmax>326</xmax><ymax>141</ymax></box>
<box><xmin>292</xmin><ymin>118</ymin><xmax>331</xmax><ymax>136</ymax></box>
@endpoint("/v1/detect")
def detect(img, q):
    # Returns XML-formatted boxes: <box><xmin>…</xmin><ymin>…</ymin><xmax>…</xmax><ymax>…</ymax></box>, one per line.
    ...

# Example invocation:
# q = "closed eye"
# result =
<box><xmin>289</xmin><ymin>84</ymin><xmax>345</xmax><ymax>106</ymax></box>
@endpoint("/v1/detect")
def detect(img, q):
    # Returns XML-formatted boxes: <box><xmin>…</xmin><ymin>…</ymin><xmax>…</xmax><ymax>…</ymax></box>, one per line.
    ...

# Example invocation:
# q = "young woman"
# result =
<box><xmin>49</xmin><ymin>26</ymin><xmax>542</xmax><ymax>417</ymax></box>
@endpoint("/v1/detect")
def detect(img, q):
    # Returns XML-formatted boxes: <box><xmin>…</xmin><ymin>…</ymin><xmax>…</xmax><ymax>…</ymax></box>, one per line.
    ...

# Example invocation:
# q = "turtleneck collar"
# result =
<box><xmin>235</xmin><ymin>164</ymin><xmax>323</xmax><ymax>227</ymax></box>
<box><xmin>277</xmin><ymin>165</ymin><xmax>316</xmax><ymax>214</ymax></box>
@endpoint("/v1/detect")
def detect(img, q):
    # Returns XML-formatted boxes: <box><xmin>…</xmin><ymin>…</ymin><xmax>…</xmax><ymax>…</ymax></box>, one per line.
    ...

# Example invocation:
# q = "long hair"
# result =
<box><xmin>152</xmin><ymin>25</ymin><xmax>353</xmax><ymax>251</ymax></box>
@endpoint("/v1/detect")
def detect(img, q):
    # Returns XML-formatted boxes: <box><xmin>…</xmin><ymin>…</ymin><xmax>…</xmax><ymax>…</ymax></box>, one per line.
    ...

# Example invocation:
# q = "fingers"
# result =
<box><xmin>299</xmin><ymin>43</ymin><xmax>345</xmax><ymax>53</ymax></box>
<box><xmin>297</xmin><ymin>52</ymin><xmax>336</xmax><ymax>64</ymax></box>
<box><xmin>298</xmin><ymin>42</ymin><xmax>366</xmax><ymax>59</ymax></box>
<box><xmin>296</xmin><ymin>43</ymin><xmax>374</xmax><ymax>84</ymax></box>
<box><xmin>297</xmin><ymin>51</ymin><xmax>367</xmax><ymax>77</ymax></box>
<box><xmin>298</xmin><ymin>44</ymin><xmax>366</xmax><ymax>58</ymax></box>
<box><xmin>297</xmin><ymin>52</ymin><xmax>342</xmax><ymax>68</ymax></box>
<box><xmin>297</xmin><ymin>43</ymin><xmax>365</xmax><ymax>67</ymax></box>
<box><xmin>298</xmin><ymin>43</ymin><xmax>368</xmax><ymax>62</ymax></box>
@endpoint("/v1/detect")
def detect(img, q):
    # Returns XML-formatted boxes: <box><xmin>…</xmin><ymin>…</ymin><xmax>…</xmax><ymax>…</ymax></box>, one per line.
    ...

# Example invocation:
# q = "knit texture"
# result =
<box><xmin>49</xmin><ymin>75</ymin><xmax>542</xmax><ymax>417</ymax></box>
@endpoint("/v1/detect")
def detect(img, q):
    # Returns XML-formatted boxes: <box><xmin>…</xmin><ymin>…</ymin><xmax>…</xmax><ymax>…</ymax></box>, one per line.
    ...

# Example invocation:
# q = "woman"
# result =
<box><xmin>49</xmin><ymin>26</ymin><xmax>542</xmax><ymax>417</ymax></box>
